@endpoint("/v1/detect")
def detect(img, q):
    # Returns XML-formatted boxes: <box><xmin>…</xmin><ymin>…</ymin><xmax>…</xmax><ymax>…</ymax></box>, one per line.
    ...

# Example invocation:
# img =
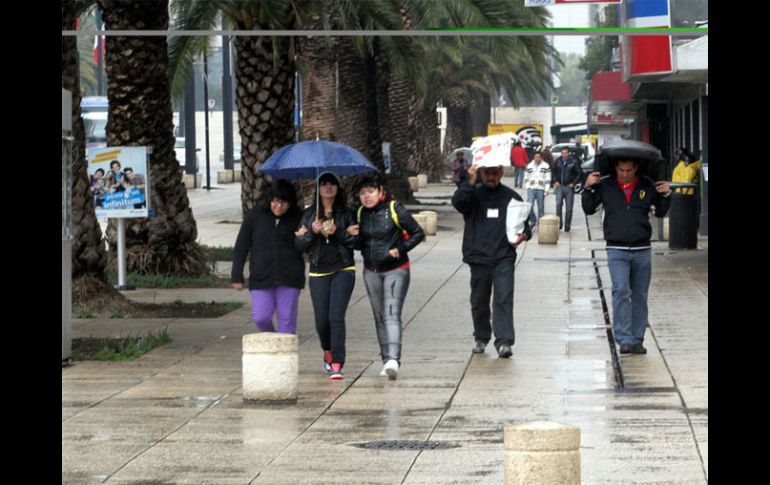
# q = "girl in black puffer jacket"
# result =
<box><xmin>346</xmin><ymin>177</ymin><xmax>425</xmax><ymax>380</ymax></box>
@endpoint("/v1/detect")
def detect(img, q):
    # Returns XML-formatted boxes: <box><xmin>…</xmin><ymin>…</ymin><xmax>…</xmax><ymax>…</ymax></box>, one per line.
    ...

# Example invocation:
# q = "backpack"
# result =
<box><xmin>357</xmin><ymin>200</ymin><xmax>411</xmax><ymax>240</ymax></box>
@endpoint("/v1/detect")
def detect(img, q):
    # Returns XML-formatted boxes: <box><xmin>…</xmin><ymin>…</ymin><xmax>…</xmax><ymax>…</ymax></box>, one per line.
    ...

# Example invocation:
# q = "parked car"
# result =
<box><xmin>174</xmin><ymin>137</ymin><xmax>201</xmax><ymax>170</ymax></box>
<box><xmin>81</xmin><ymin>96</ymin><xmax>108</xmax><ymax>148</ymax></box>
<box><xmin>549</xmin><ymin>142</ymin><xmax>595</xmax><ymax>162</ymax></box>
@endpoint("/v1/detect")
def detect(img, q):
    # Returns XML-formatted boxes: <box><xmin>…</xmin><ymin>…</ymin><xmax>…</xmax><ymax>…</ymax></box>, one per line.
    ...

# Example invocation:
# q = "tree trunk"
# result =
<box><xmin>62</xmin><ymin>0</ymin><xmax>106</xmax><ymax>277</ymax></box>
<box><xmin>101</xmin><ymin>0</ymin><xmax>209</xmax><ymax>276</ymax></box>
<box><xmin>469</xmin><ymin>93</ymin><xmax>491</xmax><ymax>140</ymax></box>
<box><xmin>234</xmin><ymin>35</ymin><xmax>296</xmax><ymax>214</ymax></box>
<box><xmin>413</xmin><ymin>106</ymin><xmax>445</xmax><ymax>183</ymax></box>
<box><xmin>63</xmin><ymin>0</ymin><xmax>130</xmax><ymax>310</ymax></box>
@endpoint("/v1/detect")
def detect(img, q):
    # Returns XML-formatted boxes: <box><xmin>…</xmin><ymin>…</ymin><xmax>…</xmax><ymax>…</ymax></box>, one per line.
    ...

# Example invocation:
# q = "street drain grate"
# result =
<box><xmin>352</xmin><ymin>440</ymin><xmax>459</xmax><ymax>450</ymax></box>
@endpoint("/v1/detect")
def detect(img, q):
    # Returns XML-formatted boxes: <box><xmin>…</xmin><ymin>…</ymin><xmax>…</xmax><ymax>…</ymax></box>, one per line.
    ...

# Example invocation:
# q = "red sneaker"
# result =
<box><xmin>330</xmin><ymin>363</ymin><xmax>344</xmax><ymax>380</ymax></box>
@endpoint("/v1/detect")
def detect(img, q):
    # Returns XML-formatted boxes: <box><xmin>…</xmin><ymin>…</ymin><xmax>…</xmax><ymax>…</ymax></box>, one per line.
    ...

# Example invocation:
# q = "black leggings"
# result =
<box><xmin>308</xmin><ymin>270</ymin><xmax>355</xmax><ymax>366</ymax></box>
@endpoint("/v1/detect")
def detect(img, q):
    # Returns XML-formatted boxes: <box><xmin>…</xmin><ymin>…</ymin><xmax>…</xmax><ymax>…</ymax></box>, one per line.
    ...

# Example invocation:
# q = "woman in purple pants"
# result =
<box><xmin>231</xmin><ymin>180</ymin><xmax>305</xmax><ymax>333</ymax></box>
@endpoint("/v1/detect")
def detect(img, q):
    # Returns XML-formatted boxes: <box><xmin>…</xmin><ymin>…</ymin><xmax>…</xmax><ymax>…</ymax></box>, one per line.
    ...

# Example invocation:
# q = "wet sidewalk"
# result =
<box><xmin>63</xmin><ymin>179</ymin><xmax>707</xmax><ymax>484</ymax></box>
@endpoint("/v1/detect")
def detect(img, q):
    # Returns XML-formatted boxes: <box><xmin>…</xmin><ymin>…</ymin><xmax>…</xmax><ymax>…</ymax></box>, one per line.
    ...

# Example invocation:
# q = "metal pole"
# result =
<box><xmin>203</xmin><ymin>52</ymin><xmax>211</xmax><ymax>190</ymax></box>
<box><xmin>222</xmin><ymin>35</ymin><xmax>234</xmax><ymax>171</ymax></box>
<box><xmin>115</xmin><ymin>218</ymin><xmax>133</xmax><ymax>290</ymax></box>
<box><xmin>95</xmin><ymin>8</ymin><xmax>104</xmax><ymax>96</ymax></box>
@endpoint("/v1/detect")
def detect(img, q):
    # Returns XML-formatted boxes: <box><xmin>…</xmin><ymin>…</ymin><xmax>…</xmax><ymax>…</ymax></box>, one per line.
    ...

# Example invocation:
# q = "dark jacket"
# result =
<box><xmin>295</xmin><ymin>205</ymin><xmax>356</xmax><ymax>272</ymax></box>
<box><xmin>355</xmin><ymin>200</ymin><xmax>425</xmax><ymax>272</ymax></box>
<box><xmin>581</xmin><ymin>175</ymin><xmax>671</xmax><ymax>249</ymax></box>
<box><xmin>452</xmin><ymin>181</ymin><xmax>532</xmax><ymax>266</ymax></box>
<box><xmin>231</xmin><ymin>202</ymin><xmax>305</xmax><ymax>290</ymax></box>
<box><xmin>552</xmin><ymin>155</ymin><xmax>582</xmax><ymax>186</ymax></box>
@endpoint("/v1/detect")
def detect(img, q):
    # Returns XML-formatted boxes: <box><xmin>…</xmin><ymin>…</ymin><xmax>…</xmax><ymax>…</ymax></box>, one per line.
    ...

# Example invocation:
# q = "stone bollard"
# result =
<box><xmin>217</xmin><ymin>170</ymin><xmax>234</xmax><ymax>184</ymax></box>
<box><xmin>412</xmin><ymin>213</ymin><xmax>428</xmax><ymax>240</ymax></box>
<box><xmin>417</xmin><ymin>173</ymin><xmax>428</xmax><ymax>188</ymax></box>
<box><xmin>233</xmin><ymin>169</ymin><xmax>242</xmax><ymax>182</ymax></box>
<box><xmin>182</xmin><ymin>173</ymin><xmax>203</xmax><ymax>189</ymax></box>
<box><xmin>538</xmin><ymin>215</ymin><xmax>559</xmax><ymax>244</ymax></box>
<box><xmin>419</xmin><ymin>210</ymin><xmax>438</xmax><ymax>236</ymax></box>
<box><xmin>504</xmin><ymin>421</ymin><xmax>580</xmax><ymax>485</ymax></box>
<box><xmin>242</xmin><ymin>333</ymin><xmax>298</xmax><ymax>402</ymax></box>
<box><xmin>408</xmin><ymin>176</ymin><xmax>419</xmax><ymax>192</ymax></box>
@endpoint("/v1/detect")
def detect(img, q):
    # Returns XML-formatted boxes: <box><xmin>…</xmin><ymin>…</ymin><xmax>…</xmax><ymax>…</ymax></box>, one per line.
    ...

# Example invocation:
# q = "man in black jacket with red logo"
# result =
<box><xmin>582</xmin><ymin>159</ymin><xmax>671</xmax><ymax>355</ymax></box>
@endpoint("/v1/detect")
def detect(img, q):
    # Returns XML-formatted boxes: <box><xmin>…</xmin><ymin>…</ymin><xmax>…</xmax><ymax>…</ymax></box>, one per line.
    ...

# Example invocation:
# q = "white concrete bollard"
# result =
<box><xmin>538</xmin><ymin>215</ymin><xmax>560</xmax><ymax>244</ymax></box>
<box><xmin>417</xmin><ymin>173</ymin><xmax>428</xmax><ymax>188</ymax></box>
<box><xmin>419</xmin><ymin>210</ymin><xmax>438</xmax><ymax>235</ymax></box>
<box><xmin>412</xmin><ymin>214</ymin><xmax>429</xmax><ymax>240</ymax></box>
<box><xmin>408</xmin><ymin>176</ymin><xmax>419</xmax><ymax>191</ymax></box>
<box><xmin>233</xmin><ymin>169</ymin><xmax>242</xmax><ymax>182</ymax></box>
<box><xmin>242</xmin><ymin>333</ymin><xmax>298</xmax><ymax>402</ymax></box>
<box><xmin>217</xmin><ymin>170</ymin><xmax>234</xmax><ymax>184</ymax></box>
<box><xmin>504</xmin><ymin>421</ymin><xmax>580</xmax><ymax>485</ymax></box>
<box><xmin>182</xmin><ymin>173</ymin><xmax>202</xmax><ymax>189</ymax></box>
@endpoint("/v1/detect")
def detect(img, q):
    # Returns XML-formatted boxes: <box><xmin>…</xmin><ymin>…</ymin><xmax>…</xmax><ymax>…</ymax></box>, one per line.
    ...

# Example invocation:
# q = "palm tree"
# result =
<box><xmin>100</xmin><ymin>0</ymin><xmax>209</xmax><ymax>275</ymax></box>
<box><xmin>63</xmin><ymin>0</ymin><xmax>134</xmax><ymax>308</ymax></box>
<box><xmin>170</xmin><ymin>0</ymin><xmax>301</xmax><ymax>214</ymax></box>
<box><xmin>409</xmin><ymin>1</ymin><xmax>558</xmax><ymax>180</ymax></box>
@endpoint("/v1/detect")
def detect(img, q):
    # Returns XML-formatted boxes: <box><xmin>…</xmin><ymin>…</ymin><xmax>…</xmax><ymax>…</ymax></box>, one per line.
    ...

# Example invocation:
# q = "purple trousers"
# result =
<box><xmin>249</xmin><ymin>286</ymin><xmax>301</xmax><ymax>334</ymax></box>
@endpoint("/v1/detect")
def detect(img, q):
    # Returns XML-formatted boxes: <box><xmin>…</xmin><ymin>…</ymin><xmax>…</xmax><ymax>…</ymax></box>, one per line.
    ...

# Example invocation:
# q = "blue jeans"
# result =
<box><xmin>527</xmin><ymin>188</ymin><xmax>545</xmax><ymax>226</ymax></box>
<box><xmin>555</xmin><ymin>184</ymin><xmax>574</xmax><ymax>230</ymax></box>
<box><xmin>607</xmin><ymin>249</ymin><xmax>652</xmax><ymax>346</ymax></box>
<box><xmin>513</xmin><ymin>167</ymin><xmax>525</xmax><ymax>187</ymax></box>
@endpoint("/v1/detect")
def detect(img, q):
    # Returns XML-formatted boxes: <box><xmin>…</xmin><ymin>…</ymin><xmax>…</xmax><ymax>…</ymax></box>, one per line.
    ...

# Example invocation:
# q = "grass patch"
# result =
<box><xmin>73</xmin><ymin>306</ymin><xmax>94</xmax><ymax>319</ymax></box>
<box><xmin>72</xmin><ymin>328</ymin><xmax>172</xmax><ymax>361</ymax></box>
<box><xmin>204</xmin><ymin>245</ymin><xmax>235</xmax><ymax>261</ymax></box>
<box><xmin>107</xmin><ymin>272</ymin><xmax>232</xmax><ymax>289</ymax></box>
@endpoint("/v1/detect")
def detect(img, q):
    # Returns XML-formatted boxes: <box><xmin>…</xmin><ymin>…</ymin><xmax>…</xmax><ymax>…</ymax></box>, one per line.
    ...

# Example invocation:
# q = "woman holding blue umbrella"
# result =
<box><xmin>231</xmin><ymin>180</ymin><xmax>305</xmax><ymax>334</ymax></box>
<box><xmin>295</xmin><ymin>172</ymin><xmax>357</xmax><ymax>381</ymax></box>
<box><xmin>347</xmin><ymin>177</ymin><xmax>425</xmax><ymax>380</ymax></box>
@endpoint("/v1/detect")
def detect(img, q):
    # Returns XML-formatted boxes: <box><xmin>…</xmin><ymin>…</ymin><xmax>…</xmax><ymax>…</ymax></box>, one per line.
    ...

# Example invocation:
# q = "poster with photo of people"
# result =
<box><xmin>86</xmin><ymin>146</ymin><xmax>151</xmax><ymax>218</ymax></box>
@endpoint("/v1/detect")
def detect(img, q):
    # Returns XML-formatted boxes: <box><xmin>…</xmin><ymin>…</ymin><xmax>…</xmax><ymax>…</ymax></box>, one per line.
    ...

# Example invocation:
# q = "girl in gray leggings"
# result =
<box><xmin>347</xmin><ymin>177</ymin><xmax>425</xmax><ymax>379</ymax></box>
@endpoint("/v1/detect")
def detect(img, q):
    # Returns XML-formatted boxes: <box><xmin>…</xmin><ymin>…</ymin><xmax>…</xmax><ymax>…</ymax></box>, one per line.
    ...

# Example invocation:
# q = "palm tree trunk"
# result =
<box><xmin>63</xmin><ymin>0</ymin><xmax>106</xmax><ymax>277</ymax></box>
<box><xmin>102</xmin><ymin>0</ymin><xmax>209</xmax><ymax>275</ymax></box>
<box><xmin>469</xmin><ymin>93</ymin><xmax>491</xmax><ymax>140</ymax></box>
<box><xmin>234</xmin><ymin>35</ymin><xmax>296</xmax><ymax>214</ymax></box>
<box><xmin>414</xmin><ymin>105</ymin><xmax>445</xmax><ymax>183</ymax></box>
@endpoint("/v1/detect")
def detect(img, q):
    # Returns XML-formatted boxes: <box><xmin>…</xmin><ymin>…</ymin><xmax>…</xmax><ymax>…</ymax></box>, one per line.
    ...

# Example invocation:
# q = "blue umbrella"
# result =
<box><xmin>260</xmin><ymin>140</ymin><xmax>378</xmax><ymax>218</ymax></box>
<box><xmin>260</xmin><ymin>140</ymin><xmax>377</xmax><ymax>180</ymax></box>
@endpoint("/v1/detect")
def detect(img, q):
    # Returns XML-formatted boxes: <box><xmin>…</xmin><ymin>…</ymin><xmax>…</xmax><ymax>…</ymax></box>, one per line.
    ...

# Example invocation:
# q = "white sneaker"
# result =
<box><xmin>383</xmin><ymin>359</ymin><xmax>399</xmax><ymax>380</ymax></box>
<box><xmin>379</xmin><ymin>367</ymin><xmax>388</xmax><ymax>377</ymax></box>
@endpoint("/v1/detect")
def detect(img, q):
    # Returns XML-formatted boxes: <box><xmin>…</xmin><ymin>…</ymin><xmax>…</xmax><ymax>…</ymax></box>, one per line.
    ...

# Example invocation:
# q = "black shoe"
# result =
<box><xmin>497</xmin><ymin>344</ymin><xmax>513</xmax><ymax>358</ymax></box>
<box><xmin>472</xmin><ymin>341</ymin><xmax>487</xmax><ymax>354</ymax></box>
<box><xmin>564</xmin><ymin>227</ymin><xmax>570</xmax><ymax>232</ymax></box>
<box><xmin>619</xmin><ymin>343</ymin><xmax>633</xmax><ymax>354</ymax></box>
<box><xmin>631</xmin><ymin>344</ymin><xmax>647</xmax><ymax>354</ymax></box>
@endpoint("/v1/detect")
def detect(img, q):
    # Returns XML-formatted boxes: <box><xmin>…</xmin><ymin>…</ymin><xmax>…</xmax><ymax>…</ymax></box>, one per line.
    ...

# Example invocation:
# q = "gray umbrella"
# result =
<box><xmin>448</xmin><ymin>147</ymin><xmax>473</xmax><ymax>161</ymax></box>
<box><xmin>595</xmin><ymin>139</ymin><xmax>665</xmax><ymax>180</ymax></box>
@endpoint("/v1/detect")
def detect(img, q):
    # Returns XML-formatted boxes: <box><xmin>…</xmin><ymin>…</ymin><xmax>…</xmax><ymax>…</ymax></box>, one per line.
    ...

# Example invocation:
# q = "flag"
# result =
<box><xmin>93</xmin><ymin>24</ymin><xmax>104</xmax><ymax>64</ymax></box>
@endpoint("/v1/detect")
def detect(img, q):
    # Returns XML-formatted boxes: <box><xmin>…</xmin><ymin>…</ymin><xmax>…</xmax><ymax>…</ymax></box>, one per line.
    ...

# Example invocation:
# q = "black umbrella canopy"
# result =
<box><xmin>595</xmin><ymin>139</ymin><xmax>666</xmax><ymax>180</ymax></box>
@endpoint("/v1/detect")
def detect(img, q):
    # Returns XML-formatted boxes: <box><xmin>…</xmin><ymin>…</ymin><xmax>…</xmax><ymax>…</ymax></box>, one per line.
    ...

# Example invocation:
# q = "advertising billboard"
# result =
<box><xmin>86</xmin><ymin>146</ymin><xmax>151</xmax><ymax>218</ymax></box>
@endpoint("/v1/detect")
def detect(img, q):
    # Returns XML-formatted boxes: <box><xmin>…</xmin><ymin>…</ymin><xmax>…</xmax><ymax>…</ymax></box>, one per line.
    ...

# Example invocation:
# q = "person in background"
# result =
<box><xmin>552</xmin><ymin>146</ymin><xmax>582</xmax><ymax>232</ymax></box>
<box><xmin>452</xmin><ymin>151</ymin><xmax>471</xmax><ymax>189</ymax></box>
<box><xmin>510</xmin><ymin>140</ymin><xmax>528</xmax><ymax>189</ymax></box>
<box><xmin>524</xmin><ymin>151</ymin><xmax>551</xmax><ymax>229</ymax></box>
